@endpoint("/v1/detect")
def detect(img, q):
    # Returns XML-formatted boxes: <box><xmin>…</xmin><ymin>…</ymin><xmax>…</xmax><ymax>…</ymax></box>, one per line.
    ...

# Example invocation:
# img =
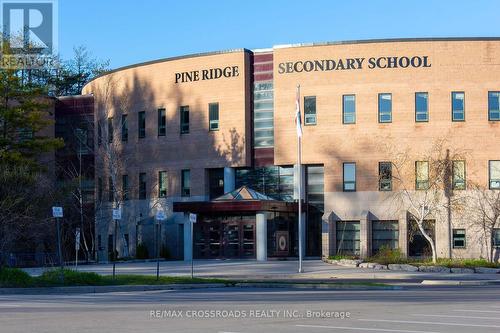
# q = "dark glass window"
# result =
<box><xmin>158</xmin><ymin>108</ymin><xmax>166</xmax><ymax>136</ymax></box>
<box><xmin>138</xmin><ymin>111</ymin><xmax>146</xmax><ymax>138</ymax></box>
<box><xmin>121</xmin><ymin>114</ymin><xmax>128</xmax><ymax>141</ymax></box>
<box><xmin>372</xmin><ymin>220</ymin><xmax>399</xmax><ymax>254</ymax></box>
<box><xmin>415</xmin><ymin>92</ymin><xmax>429</xmax><ymax>122</ymax></box>
<box><xmin>208</xmin><ymin>168</ymin><xmax>224</xmax><ymax>199</ymax></box>
<box><xmin>343</xmin><ymin>163</ymin><xmax>356</xmax><ymax>191</ymax></box>
<box><xmin>452</xmin><ymin>92</ymin><xmax>465</xmax><ymax>121</ymax></box>
<box><xmin>159</xmin><ymin>171</ymin><xmax>167</xmax><ymax>197</ymax></box>
<box><xmin>107</xmin><ymin>117</ymin><xmax>113</xmax><ymax>143</ymax></box>
<box><xmin>209</xmin><ymin>103</ymin><xmax>219</xmax><ymax>131</ymax></box>
<box><xmin>139</xmin><ymin>173</ymin><xmax>146</xmax><ymax>199</ymax></box>
<box><xmin>98</xmin><ymin>177</ymin><xmax>103</xmax><ymax>202</ymax></box>
<box><xmin>343</xmin><ymin>95</ymin><xmax>355</xmax><ymax>124</ymax></box>
<box><xmin>122</xmin><ymin>174</ymin><xmax>129</xmax><ymax>201</ymax></box>
<box><xmin>415</xmin><ymin>161</ymin><xmax>429</xmax><ymax>190</ymax></box>
<box><xmin>378</xmin><ymin>93</ymin><xmax>392</xmax><ymax>123</ymax></box>
<box><xmin>452</xmin><ymin>161</ymin><xmax>466</xmax><ymax>190</ymax></box>
<box><xmin>494</xmin><ymin>229</ymin><xmax>500</xmax><ymax>247</ymax></box>
<box><xmin>306</xmin><ymin>165</ymin><xmax>324</xmax><ymax>212</ymax></box>
<box><xmin>98</xmin><ymin>120</ymin><xmax>102</xmax><ymax>146</ymax></box>
<box><xmin>489</xmin><ymin>160</ymin><xmax>500</xmax><ymax>189</ymax></box>
<box><xmin>304</xmin><ymin>96</ymin><xmax>316</xmax><ymax>125</ymax></box>
<box><xmin>489</xmin><ymin>91</ymin><xmax>500</xmax><ymax>121</ymax></box>
<box><xmin>181</xmin><ymin>169</ymin><xmax>190</xmax><ymax>197</ymax></box>
<box><xmin>336</xmin><ymin>221</ymin><xmax>360</xmax><ymax>255</ymax></box>
<box><xmin>452</xmin><ymin>229</ymin><xmax>466</xmax><ymax>248</ymax></box>
<box><xmin>379</xmin><ymin>162</ymin><xmax>392</xmax><ymax>191</ymax></box>
<box><xmin>180</xmin><ymin>106</ymin><xmax>189</xmax><ymax>134</ymax></box>
<box><xmin>253</xmin><ymin>82</ymin><xmax>274</xmax><ymax>148</ymax></box>
<box><xmin>108</xmin><ymin>177</ymin><xmax>113</xmax><ymax>202</ymax></box>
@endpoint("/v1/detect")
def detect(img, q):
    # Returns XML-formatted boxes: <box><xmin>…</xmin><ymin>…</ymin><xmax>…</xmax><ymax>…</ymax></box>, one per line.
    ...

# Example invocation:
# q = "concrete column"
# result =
<box><xmin>321</xmin><ymin>214</ymin><xmax>331</xmax><ymax>259</ymax></box>
<box><xmin>360</xmin><ymin>216</ymin><xmax>369</xmax><ymax>259</ymax></box>
<box><xmin>223</xmin><ymin>167</ymin><xmax>236</xmax><ymax>193</ymax></box>
<box><xmin>399</xmin><ymin>212</ymin><xmax>408</xmax><ymax>257</ymax></box>
<box><xmin>256</xmin><ymin>211</ymin><xmax>267</xmax><ymax>261</ymax></box>
<box><xmin>183</xmin><ymin>213</ymin><xmax>192</xmax><ymax>262</ymax></box>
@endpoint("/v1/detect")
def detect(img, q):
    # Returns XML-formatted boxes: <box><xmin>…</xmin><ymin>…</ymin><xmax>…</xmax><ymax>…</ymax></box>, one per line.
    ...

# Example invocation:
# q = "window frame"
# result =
<box><xmin>452</xmin><ymin>160</ymin><xmax>466</xmax><ymax>190</ymax></box>
<box><xmin>489</xmin><ymin>160</ymin><xmax>500</xmax><ymax>190</ymax></box>
<box><xmin>451</xmin><ymin>91</ymin><xmax>465</xmax><ymax>122</ymax></box>
<box><xmin>452</xmin><ymin>228</ymin><xmax>466</xmax><ymax>249</ymax></box>
<box><xmin>208</xmin><ymin>103</ymin><xmax>219</xmax><ymax>131</ymax></box>
<box><xmin>139</xmin><ymin>172</ymin><xmax>147</xmax><ymax>199</ymax></box>
<box><xmin>378</xmin><ymin>161</ymin><xmax>392</xmax><ymax>191</ymax></box>
<box><xmin>122</xmin><ymin>174</ymin><xmax>129</xmax><ymax>201</ymax></box>
<box><xmin>488</xmin><ymin>91</ymin><xmax>500</xmax><ymax>121</ymax></box>
<box><xmin>343</xmin><ymin>162</ymin><xmax>356</xmax><ymax>192</ymax></box>
<box><xmin>378</xmin><ymin>93</ymin><xmax>392</xmax><ymax>123</ymax></box>
<box><xmin>342</xmin><ymin>94</ymin><xmax>356</xmax><ymax>125</ymax></box>
<box><xmin>181</xmin><ymin>169</ymin><xmax>191</xmax><ymax>197</ymax></box>
<box><xmin>493</xmin><ymin>229</ymin><xmax>500</xmax><ymax>248</ymax></box>
<box><xmin>304</xmin><ymin>96</ymin><xmax>317</xmax><ymax>126</ymax></box>
<box><xmin>415</xmin><ymin>92</ymin><xmax>429</xmax><ymax>122</ymax></box>
<box><xmin>138</xmin><ymin>111</ymin><xmax>146</xmax><ymax>139</ymax></box>
<box><xmin>415</xmin><ymin>161</ymin><xmax>429</xmax><ymax>190</ymax></box>
<box><xmin>108</xmin><ymin>177</ymin><xmax>114</xmax><ymax>202</ymax></box>
<box><xmin>107</xmin><ymin>117</ymin><xmax>113</xmax><ymax>143</ymax></box>
<box><xmin>157</xmin><ymin>108</ymin><xmax>166</xmax><ymax>136</ymax></box>
<box><xmin>121</xmin><ymin>114</ymin><xmax>128</xmax><ymax>142</ymax></box>
<box><xmin>158</xmin><ymin>171</ymin><xmax>168</xmax><ymax>198</ymax></box>
<box><xmin>180</xmin><ymin>105</ymin><xmax>190</xmax><ymax>134</ymax></box>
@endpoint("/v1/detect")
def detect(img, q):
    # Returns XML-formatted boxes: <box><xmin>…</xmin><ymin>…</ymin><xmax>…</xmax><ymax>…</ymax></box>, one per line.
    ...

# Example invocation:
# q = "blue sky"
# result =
<box><xmin>59</xmin><ymin>0</ymin><xmax>500</xmax><ymax>69</ymax></box>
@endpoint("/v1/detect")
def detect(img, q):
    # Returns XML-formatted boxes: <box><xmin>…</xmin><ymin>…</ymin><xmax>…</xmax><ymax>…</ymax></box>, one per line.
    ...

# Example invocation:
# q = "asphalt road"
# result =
<box><xmin>1</xmin><ymin>286</ymin><xmax>500</xmax><ymax>333</ymax></box>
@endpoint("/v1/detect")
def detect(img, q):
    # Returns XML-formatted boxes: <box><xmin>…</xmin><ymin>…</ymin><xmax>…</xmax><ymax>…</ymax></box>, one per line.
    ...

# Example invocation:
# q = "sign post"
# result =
<box><xmin>52</xmin><ymin>207</ymin><xmax>64</xmax><ymax>270</ymax></box>
<box><xmin>75</xmin><ymin>228</ymin><xmax>81</xmax><ymax>270</ymax></box>
<box><xmin>112</xmin><ymin>208</ymin><xmax>121</xmax><ymax>279</ymax></box>
<box><xmin>155</xmin><ymin>210</ymin><xmax>166</xmax><ymax>281</ymax></box>
<box><xmin>189</xmin><ymin>213</ymin><xmax>197</xmax><ymax>279</ymax></box>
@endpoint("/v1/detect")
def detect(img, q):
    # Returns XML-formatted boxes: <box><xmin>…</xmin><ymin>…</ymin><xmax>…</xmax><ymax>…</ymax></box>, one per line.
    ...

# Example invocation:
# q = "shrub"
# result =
<box><xmin>0</xmin><ymin>267</ymin><xmax>33</xmax><ymax>287</ymax></box>
<box><xmin>136</xmin><ymin>243</ymin><xmax>149</xmax><ymax>259</ymax></box>
<box><xmin>328</xmin><ymin>254</ymin><xmax>358</xmax><ymax>260</ymax></box>
<box><xmin>368</xmin><ymin>246</ymin><xmax>406</xmax><ymax>265</ymax></box>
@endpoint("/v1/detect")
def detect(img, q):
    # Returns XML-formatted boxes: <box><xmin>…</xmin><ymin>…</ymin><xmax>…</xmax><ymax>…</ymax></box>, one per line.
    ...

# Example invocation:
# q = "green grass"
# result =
<box><xmin>327</xmin><ymin>255</ymin><xmax>359</xmax><ymax>260</ymax></box>
<box><xmin>415</xmin><ymin>258</ymin><xmax>500</xmax><ymax>268</ymax></box>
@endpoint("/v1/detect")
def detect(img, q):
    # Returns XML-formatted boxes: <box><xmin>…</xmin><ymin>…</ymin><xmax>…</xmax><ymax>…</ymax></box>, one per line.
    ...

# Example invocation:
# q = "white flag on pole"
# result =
<box><xmin>295</xmin><ymin>85</ymin><xmax>303</xmax><ymax>138</ymax></box>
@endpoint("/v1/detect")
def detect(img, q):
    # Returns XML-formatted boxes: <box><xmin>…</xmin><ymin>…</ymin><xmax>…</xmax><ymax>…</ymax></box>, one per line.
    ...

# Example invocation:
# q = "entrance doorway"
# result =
<box><xmin>408</xmin><ymin>219</ymin><xmax>435</xmax><ymax>257</ymax></box>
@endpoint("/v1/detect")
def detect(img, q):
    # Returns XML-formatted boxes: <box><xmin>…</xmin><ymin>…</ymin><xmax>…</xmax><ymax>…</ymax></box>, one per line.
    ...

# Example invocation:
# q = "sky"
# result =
<box><xmin>58</xmin><ymin>0</ymin><xmax>500</xmax><ymax>69</ymax></box>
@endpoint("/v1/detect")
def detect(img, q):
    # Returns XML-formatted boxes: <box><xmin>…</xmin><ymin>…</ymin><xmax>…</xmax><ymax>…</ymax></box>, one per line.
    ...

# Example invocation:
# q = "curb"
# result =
<box><xmin>421</xmin><ymin>280</ymin><xmax>500</xmax><ymax>286</ymax></box>
<box><xmin>234</xmin><ymin>282</ymin><xmax>403</xmax><ymax>290</ymax></box>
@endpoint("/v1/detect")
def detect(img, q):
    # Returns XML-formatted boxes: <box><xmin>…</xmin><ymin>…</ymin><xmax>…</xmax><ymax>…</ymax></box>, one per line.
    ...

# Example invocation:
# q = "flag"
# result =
<box><xmin>295</xmin><ymin>85</ymin><xmax>302</xmax><ymax>138</ymax></box>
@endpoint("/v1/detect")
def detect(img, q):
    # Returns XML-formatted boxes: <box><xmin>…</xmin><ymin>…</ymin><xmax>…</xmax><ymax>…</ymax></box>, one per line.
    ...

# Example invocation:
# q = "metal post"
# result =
<box><xmin>156</xmin><ymin>221</ymin><xmax>160</xmax><ymax>281</ymax></box>
<box><xmin>113</xmin><ymin>219</ymin><xmax>117</xmax><ymax>279</ymax></box>
<box><xmin>191</xmin><ymin>220</ymin><xmax>194</xmax><ymax>279</ymax></box>
<box><xmin>56</xmin><ymin>217</ymin><xmax>63</xmax><ymax>270</ymax></box>
<box><xmin>297</xmin><ymin>84</ymin><xmax>304</xmax><ymax>274</ymax></box>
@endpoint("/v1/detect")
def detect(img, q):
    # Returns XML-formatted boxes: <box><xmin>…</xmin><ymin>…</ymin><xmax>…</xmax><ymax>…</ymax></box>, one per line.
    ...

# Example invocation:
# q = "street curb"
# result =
<box><xmin>421</xmin><ymin>279</ymin><xmax>500</xmax><ymax>286</ymax></box>
<box><xmin>234</xmin><ymin>282</ymin><xmax>403</xmax><ymax>290</ymax></box>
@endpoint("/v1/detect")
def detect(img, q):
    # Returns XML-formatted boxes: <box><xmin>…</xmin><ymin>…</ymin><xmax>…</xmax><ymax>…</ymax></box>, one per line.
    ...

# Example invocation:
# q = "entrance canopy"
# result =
<box><xmin>173</xmin><ymin>186</ymin><xmax>299</xmax><ymax>214</ymax></box>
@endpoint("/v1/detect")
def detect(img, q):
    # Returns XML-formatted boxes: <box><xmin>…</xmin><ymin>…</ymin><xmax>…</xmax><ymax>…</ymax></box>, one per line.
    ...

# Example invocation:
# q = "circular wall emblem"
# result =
<box><xmin>278</xmin><ymin>235</ymin><xmax>287</xmax><ymax>251</ymax></box>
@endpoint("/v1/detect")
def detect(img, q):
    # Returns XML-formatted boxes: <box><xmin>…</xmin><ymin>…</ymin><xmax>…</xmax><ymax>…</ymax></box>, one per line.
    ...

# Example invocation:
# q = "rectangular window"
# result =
<box><xmin>489</xmin><ymin>91</ymin><xmax>500</xmax><ymax>121</ymax></box>
<box><xmin>180</xmin><ymin>106</ymin><xmax>189</xmax><ymax>134</ymax></box>
<box><xmin>98</xmin><ymin>120</ymin><xmax>102</xmax><ymax>146</ymax></box>
<box><xmin>452</xmin><ymin>92</ymin><xmax>465</xmax><ymax>121</ymax></box>
<box><xmin>208</xmin><ymin>103</ymin><xmax>219</xmax><ymax>131</ymax></box>
<box><xmin>181</xmin><ymin>169</ymin><xmax>190</xmax><ymax>197</ymax></box>
<box><xmin>98</xmin><ymin>177</ymin><xmax>103</xmax><ymax>202</ymax></box>
<box><xmin>208</xmin><ymin>168</ymin><xmax>224</xmax><ymax>199</ymax></box>
<box><xmin>122</xmin><ymin>174</ymin><xmax>128</xmax><ymax>201</ymax></box>
<box><xmin>139</xmin><ymin>173</ymin><xmax>146</xmax><ymax>199</ymax></box>
<box><xmin>452</xmin><ymin>229</ymin><xmax>466</xmax><ymax>248</ymax></box>
<box><xmin>304</xmin><ymin>96</ymin><xmax>316</xmax><ymax>125</ymax></box>
<box><xmin>378</xmin><ymin>93</ymin><xmax>392</xmax><ymax>123</ymax></box>
<box><xmin>379</xmin><ymin>162</ymin><xmax>392</xmax><ymax>191</ymax></box>
<box><xmin>343</xmin><ymin>162</ymin><xmax>356</xmax><ymax>191</ymax></box>
<box><xmin>494</xmin><ymin>229</ymin><xmax>500</xmax><ymax>248</ymax></box>
<box><xmin>452</xmin><ymin>161</ymin><xmax>466</xmax><ymax>190</ymax></box>
<box><xmin>489</xmin><ymin>160</ymin><xmax>500</xmax><ymax>189</ymax></box>
<box><xmin>415</xmin><ymin>92</ymin><xmax>429</xmax><ymax>122</ymax></box>
<box><xmin>138</xmin><ymin>111</ymin><xmax>146</xmax><ymax>138</ymax></box>
<box><xmin>159</xmin><ymin>171</ymin><xmax>168</xmax><ymax>197</ymax></box>
<box><xmin>342</xmin><ymin>95</ymin><xmax>355</xmax><ymax>124</ymax></box>
<box><xmin>121</xmin><ymin>114</ymin><xmax>128</xmax><ymax>141</ymax></box>
<box><xmin>415</xmin><ymin>161</ymin><xmax>429</xmax><ymax>190</ymax></box>
<box><xmin>336</xmin><ymin>221</ymin><xmax>360</xmax><ymax>255</ymax></box>
<box><xmin>107</xmin><ymin>117</ymin><xmax>113</xmax><ymax>143</ymax></box>
<box><xmin>108</xmin><ymin>177</ymin><xmax>113</xmax><ymax>202</ymax></box>
<box><xmin>157</xmin><ymin>108</ymin><xmax>166</xmax><ymax>136</ymax></box>
<box><xmin>372</xmin><ymin>220</ymin><xmax>399</xmax><ymax>254</ymax></box>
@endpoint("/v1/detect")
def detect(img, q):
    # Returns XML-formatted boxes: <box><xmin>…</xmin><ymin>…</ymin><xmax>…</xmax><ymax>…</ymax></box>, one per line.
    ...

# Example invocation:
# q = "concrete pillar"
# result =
<box><xmin>183</xmin><ymin>213</ymin><xmax>192</xmax><ymax>261</ymax></box>
<box><xmin>256</xmin><ymin>211</ymin><xmax>267</xmax><ymax>261</ymax></box>
<box><xmin>360</xmin><ymin>215</ymin><xmax>370</xmax><ymax>259</ymax></box>
<box><xmin>223</xmin><ymin>167</ymin><xmax>236</xmax><ymax>193</ymax></box>
<box><xmin>321</xmin><ymin>214</ymin><xmax>331</xmax><ymax>259</ymax></box>
<box><xmin>399</xmin><ymin>212</ymin><xmax>408</xmax><ymax>257</ymax></box>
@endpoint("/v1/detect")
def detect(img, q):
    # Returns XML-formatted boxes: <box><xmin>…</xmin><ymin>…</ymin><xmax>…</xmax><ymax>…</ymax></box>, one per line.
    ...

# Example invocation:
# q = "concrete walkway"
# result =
<box><xmin>22</xmin><ymin>259</ymin><xmax>500</xmax><ymax>282</ymax></box>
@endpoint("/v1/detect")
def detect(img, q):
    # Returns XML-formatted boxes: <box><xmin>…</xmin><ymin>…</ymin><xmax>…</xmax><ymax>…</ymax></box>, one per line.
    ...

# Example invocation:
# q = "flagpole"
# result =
<box><xmin>297</xmin><ymin>84</ymin><xmax>304</xmax><ymax>273</ymax></box>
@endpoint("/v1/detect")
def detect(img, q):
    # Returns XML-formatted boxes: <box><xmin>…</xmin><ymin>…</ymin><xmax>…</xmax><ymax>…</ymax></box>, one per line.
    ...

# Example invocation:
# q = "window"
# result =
<box><xmin>415</xmin><ymin>161</ymin><xmax>429</xmax><ymax>190</ymax></box>
<box><xmin>494</xmin><ymin>229</ymin><xmax>500</xmax><ymax>248</ymax></box>
<box><xmin>107</xmin><ymin>117</ymin><xmax>113</xmax><ymax>143</ymax></box>
<box><xmin>208</xmin><ymin>168</ymin><xmax>224</xmax><ymax>199</ymax></box>
<box><xmin>378</xmin><ymin>93</ymin><xmax>392</xmax><ymax>123</ymax></box>
<box><xmin>415</xmin><ymin>92</ymin><xmax>429</xmax><ymax>122</ymax></box>
<box><xmin>98</xmin><ymin>120</ymin><xmax>102</xmax><ymax>146</ymax></box>
<box><xmin>158</xmin><ymin>108</ymin><xmax>166</xmax><ymax>136</ymax></box>
<box><xmin>452</xmin><ymin>229</ymin><xmax>466</xmax><ymax>248</ymax></box>
<box><xmin>379</xmin><ymin>162</ymin><xmax>392</xmax><ymax>191</ymax></box>
<box><xmin>452</xmin><ymin>161</ymin><xmax>466</xmax><ymax>190</ymax></box>
<box><xmin>304</xmin><ymin>96</ymin><xmax>316</xmax><ymax>125</ymax></box>
<box><xmin>181</xmin><ymin>169</ymin><xmax>190</xmax><ymax>197</ymax></box>
<box><xmin>343</xmin><ymin>95</ymin><xmax>355</xmax><ymax>124</ymax></box>
<box><xmin>489</xmin><ymin>91</ymin><xmax>500</xmax><ymax>121</ymax></box>
<box><xmin>372</xmin><ymin>220</ymin><xmax>399</xmax><ymax>254</ymax></box>
<box><xmin>139</xmin><ymin>173</ymin><xmax>146</xmax><ymax>199</ymax></box>
<box><xmin>138</xmin><ymin>111</ymin><xmax>146</xmax><ymax>138</ymax></box>
<box><xmin>452</xmin><ymin>92</ymin><xmax>465</xmax><ymax>121</ymax></box>
<box><xmin>122</xmin><ymin>174</ymin><xmax>128</xmax><ymax>201</ymax></box>
<box><xmin>98</xmin><ymin>177</ymin><xmax>103</xmax><ymax>202</ymax></box>
<box><xmin>180</xmin><ymin>106</ymin><xmax>189</xmax><ymax>134</ymax></box>
<box><xmin>108</xmin><ymin>177</ymin><xmax>113</xmax><ymax>202</ymax></box>
<box><xmin>343</xmin><ymin>163</ymin><xmax>356</xmax><ymax>191</ymax></box>
<box><xmin>336</xmin><ymin>221</ymin><xmax>360</xmax><ymax>255</ymax></box>
<box><xmin>158</xmin><ymin>171</ymin><xmax>167</xmax><ymax>197</ymax></box>
<box><xmin>121</xmin><ymin>114</ymin><xmax>128</xmax><ymax>141</ymax></box>
<box><xmin>489</xmin><ymin>160</ymin><xmax>500</xmax><ymax>189</ymax></box>
<box><xmin>253</xmin><ymin>81</ymin><xmax>274</xmax><ymax>148</ymax></box>
<box><xmin>208</xmin><ymin>103</ymin><xmax>219</xmax><ymax>131</ymax></box>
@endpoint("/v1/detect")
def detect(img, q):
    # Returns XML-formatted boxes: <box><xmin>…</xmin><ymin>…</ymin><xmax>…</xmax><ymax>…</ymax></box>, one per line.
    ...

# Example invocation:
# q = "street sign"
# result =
<box><xmin>75</xmin><ymin>228</ymin><xmax>81</xmax><ymax>251</ymax></box>
<box><xmin>112</xmin><ymin>208</ymin><xmax>121</xmax><ymax>220</ymax></box>
<box><xmin>156</xmin><ymin>210</ymin><xmax>166</xmax><ymax>221</ymax></box>
<box><xmin>52</xmin><ymin>206</ymin><xmax>63</xmax><ymax>218</ymax></box>
<box><xmin>189</xmin><ymin>213</ymin><xmax>197</xmax><ymax>223</ymax></box>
